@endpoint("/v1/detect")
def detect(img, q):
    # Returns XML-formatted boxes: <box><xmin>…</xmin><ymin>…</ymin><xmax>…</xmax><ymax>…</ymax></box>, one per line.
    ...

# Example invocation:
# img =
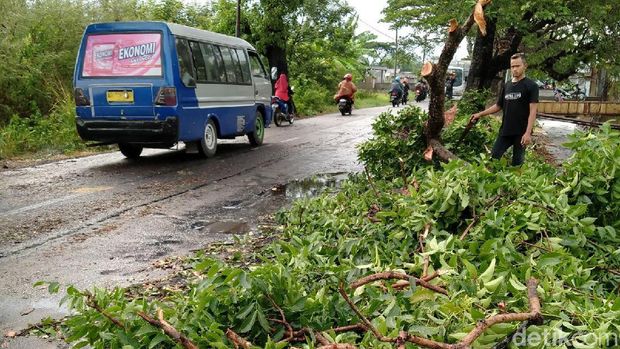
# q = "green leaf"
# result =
<box><xmin>48</xmin><ymin>282</ymin><xmax>60</xmax><ymax>294</ymax></box>
<box><xmin>149</xmin><ymin>333</ymin><xmax>169</xmax><ymax>349</ymax></box>
<box><xmin>237</xmin><ymin>302</ymin><xmax>255</xmax><ymax>320</ymax></box>
<box><xmin>479</xmin><ymin>258</ymin><xmax>496</xmax><ymax>283</ymax></box>
<box><xmin>239</xmin><ymin>309</ymin><xmax>257</xmax><ymax>333</ymax></box>
<box><xmin>483</xmin><ymin>275</ymin><xmax>504</xmax><ymax>292</ymax></box>
<box><xmin>509</xmin><ymin>275</ymin><xmax>527</xmax><ymax>291</ymax></box>
<box><xmin>461</xmin><ymin>258</ymin><xmax>478</xmax><ymax>279</ymax></box>
<box><xmin>537</xmin><ymin>252</ymin><xmax>563</xmax><ymax>268</ymax></box>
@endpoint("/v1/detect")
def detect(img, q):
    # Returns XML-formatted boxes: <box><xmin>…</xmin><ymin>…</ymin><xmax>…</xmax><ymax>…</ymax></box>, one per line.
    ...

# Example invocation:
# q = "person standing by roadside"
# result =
<box><xmin>445</xmin><ymin>71</ymin><xmax>456</xmax><ymax>100</ymax></box>
<box><xmin>470</xmin><ymin>53</ymin><xmax>539</xmax><ymax>166</ymax></box>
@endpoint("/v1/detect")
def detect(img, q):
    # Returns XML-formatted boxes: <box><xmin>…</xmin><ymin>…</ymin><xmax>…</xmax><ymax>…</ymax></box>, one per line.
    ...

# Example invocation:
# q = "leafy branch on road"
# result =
<box><xmin>36</xmin><ymin>104</ymin><xmax>620</xmax><ymax>348</ymax></box>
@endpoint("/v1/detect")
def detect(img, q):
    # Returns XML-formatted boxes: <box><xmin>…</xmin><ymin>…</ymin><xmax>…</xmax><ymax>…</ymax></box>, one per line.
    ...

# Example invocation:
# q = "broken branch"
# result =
<box><xmin>82</xmin><ymin>291</ymin><xmax>125</xmax><ymax>330</ymax></box>
<box><xmin>350</xmin><ymin>271</ymin><xmax>448</xmax><ymax>296</ymax></box>
<box><xmin>393</xmin><ymin>270</ymin><xmax>443</xmax><ymax>290</ymax></box>
<box><xmin>460</xmin><ymin>194</ymin><xmax>503</xmax><ymax>240</ymax></box>
<box><xmin>420</xmin><ymin>224</ymin><xmax>431</xmax><ymax>277</ymax></box>
<box><xmin>226</xmin><ymin>328</ymin><xmax>253</xmax><ymax>349</ymax></box>
<box><xmin>338</xmin><ymin>283</ymin><xmax>395</xmax><ymax>343</ymax></box>
<box><xmin>317</xmin><ymin>345</ymin><xmax>358</xmax><ymax>349</ymax></box>
<box><xmin>267</xmin><ymin>295</ymin><xmax>294</xmax><ymax>341</ymax></box>
<box><xmin>457</xmin><ymin>279</ymin><xmax>543</xmax><ymax>346</ymax></box>
<box><xmin>137</xmin><ymin>309</ymin><xmax>198</xmax><ymax>349</ymax></box>
<box><xmin>338</xmin><ymin>278</ymin><xmax>542</xmax><ymax>349</ymax></box>
<box><xmin>364</xmin><ymin>167</ymin><xmax>381</xmax><ymax>200</ymax></box>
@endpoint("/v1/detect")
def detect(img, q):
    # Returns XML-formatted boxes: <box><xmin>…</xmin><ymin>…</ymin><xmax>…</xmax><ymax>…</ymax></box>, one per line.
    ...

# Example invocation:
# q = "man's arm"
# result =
<box><xmin>521</xmin><ymin>103</ymin><xmax>538</xmax><ymax>145</ymax></box>
<box><xmin>471</xmin><ymin>104</ymin><xmax>502</xmax><ymax>122</ymax></box>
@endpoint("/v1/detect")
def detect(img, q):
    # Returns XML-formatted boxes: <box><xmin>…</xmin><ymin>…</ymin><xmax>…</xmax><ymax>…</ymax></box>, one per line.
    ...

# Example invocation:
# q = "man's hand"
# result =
<box><xmin>521</xmin><ymin>133</ymin><xmax>531</xmax><ymax>146</ymax></box>
<box><xmin>470</xmin><ymin>113</ymin><xmax>481</xmax><ymax>122</ymax></box>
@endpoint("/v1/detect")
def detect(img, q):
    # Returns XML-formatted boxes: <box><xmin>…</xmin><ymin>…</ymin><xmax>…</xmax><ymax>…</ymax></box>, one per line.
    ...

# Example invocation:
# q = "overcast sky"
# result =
<box><xmin>347</xmin><ymin>0</ymin><xmax>467</xmax><ymax>60</ymax></box>
<box><xmin>347</xmin><ymin>0</ymin><xmax>396</xmax><ymax>42</ymax></box>
<box><xmin>183</xmin><ymin>0</ymin><xmax>465</xmax><ymax>60</ymax></box>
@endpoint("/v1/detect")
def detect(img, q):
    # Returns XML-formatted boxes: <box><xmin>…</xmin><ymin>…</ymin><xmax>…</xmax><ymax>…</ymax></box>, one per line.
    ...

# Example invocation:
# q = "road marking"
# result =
<box><xmin>71</xmin><ymin>186</ymin><xmax>112</xmax><ymax>193</ymax></box>
<box><xmin>3</xmin><ymin>194</ymin><xmax>82</xmax><ymax>215</ymax></box>
<box><xmin>3</xmin><ymin>186</ymin><xmax>113</xmax><ymax>215</ymax></box>
<box><xmin>280</xmin><ymin>137</ymin><xmax>299</xmax><ymax>143</ymax></box>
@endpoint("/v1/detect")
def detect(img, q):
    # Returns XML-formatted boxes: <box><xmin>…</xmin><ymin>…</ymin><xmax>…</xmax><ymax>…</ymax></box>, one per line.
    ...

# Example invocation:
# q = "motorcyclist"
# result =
<box><xmin>334</xmin><ymin>73</ymin><xmax>357</xmax><ymax>103</ymax></box>
<box><xmin>390</xmin><ymin>76</ymin><xmax>403</xmax><ymax>101</ymax></box>
<box><xmin>414</xmin><ymin>79</ymin><xmax>428</xmax><ymax>102</ymax></box>
<box><xmin>402</xmin><ymin>77</ymin><xmax>410</xmax><ymax>104</ymax></box>
<box><xmin>274</xmin><ymin>73</ymin><xmax>290</xmax><ymax>114</ymax></box>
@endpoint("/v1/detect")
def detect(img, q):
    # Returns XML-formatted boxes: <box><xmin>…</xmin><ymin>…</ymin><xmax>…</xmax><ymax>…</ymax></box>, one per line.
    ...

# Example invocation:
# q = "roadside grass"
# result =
<box><xmin>0</xmin><ymin>90</ymin><xmax>391</xmax><ymax>161</ymax></box>
<box><xmin>0</xmin><ymin>94</ymin><xmax>94</xmax><ymax>160</ymax></box>
<box><xmin>296</xmin><ymin>89</ymin><xmax>390</xmax><ymax>117</ymax></box>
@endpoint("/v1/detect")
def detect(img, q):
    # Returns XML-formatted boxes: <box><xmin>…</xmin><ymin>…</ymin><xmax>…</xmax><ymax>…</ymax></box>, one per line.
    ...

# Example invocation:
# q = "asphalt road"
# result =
<box><xmin>0</xmin><ymin>103</ymin><xmax>429</xmax><ymax>346</ymax></box>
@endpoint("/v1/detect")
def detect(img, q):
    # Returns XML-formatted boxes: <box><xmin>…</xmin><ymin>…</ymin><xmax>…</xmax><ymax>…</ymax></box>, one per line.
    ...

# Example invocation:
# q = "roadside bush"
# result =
<box><xmin>291</xmin><ymin>79</ymin><xmax>334</xmax><ymax>116</ymax></box>
<box><xmin>0</xmin><ymin>93</ymin><xmax>85</xmax><ymax>159</ymax></box>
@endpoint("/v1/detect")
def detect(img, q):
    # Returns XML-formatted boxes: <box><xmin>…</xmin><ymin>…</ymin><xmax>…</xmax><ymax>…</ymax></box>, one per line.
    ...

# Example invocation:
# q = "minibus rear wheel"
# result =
<box><xmin>118</xmin><ymin>143</ymin><xmax>143</xmax><ymax>159</ymax></box>
<box><xmin>248</xmin><ymin>111</ymin><xmax>265</xmax><ymax>146</ymax></box>
<box><xmin>199</xmin><ymin>119</ymin><xmax>218</xmax><ymax>158</ymax></box>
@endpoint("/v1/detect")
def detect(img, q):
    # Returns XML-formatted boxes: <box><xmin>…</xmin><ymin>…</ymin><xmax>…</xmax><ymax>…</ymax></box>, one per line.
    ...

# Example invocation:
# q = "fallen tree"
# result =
<box><xmin>421</xmin><ymin>0</ymin><xmax>491</xmax><ymax>162</ymax></box>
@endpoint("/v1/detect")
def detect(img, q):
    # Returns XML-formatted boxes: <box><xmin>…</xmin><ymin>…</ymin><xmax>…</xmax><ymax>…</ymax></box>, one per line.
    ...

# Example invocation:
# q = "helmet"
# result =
<box><xmin>344</xmin><ymin>73</ymin><xmax>352</xmax><ymax>81</ymax></box>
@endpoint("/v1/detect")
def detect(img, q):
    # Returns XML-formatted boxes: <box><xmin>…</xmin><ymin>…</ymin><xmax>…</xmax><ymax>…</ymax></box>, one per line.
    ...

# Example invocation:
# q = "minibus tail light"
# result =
<box><xmin>74</xmin><ymin>88</ymin><xmax>90</xmax><ymax>106</ymax></box>
<box><xmin>155</xmin><ymin>87</ymin><xmax>177</xmax><ymax>106</ymax></box>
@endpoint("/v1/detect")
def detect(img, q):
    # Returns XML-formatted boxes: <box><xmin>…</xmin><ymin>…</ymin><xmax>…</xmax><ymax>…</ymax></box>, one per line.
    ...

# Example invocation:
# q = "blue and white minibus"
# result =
<box><xmin>73</xmin><ymin>21</ymin><xmax>273</xmax><ymax>158</ymax></box>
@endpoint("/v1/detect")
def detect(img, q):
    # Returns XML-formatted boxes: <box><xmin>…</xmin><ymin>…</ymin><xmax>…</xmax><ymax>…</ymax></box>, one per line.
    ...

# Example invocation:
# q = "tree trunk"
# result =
<box><xmin>466</xmin><ymin>18</ymin><xmax>496</xmax><ymax>91</ymax></box>
<box><xmin>265</xmin><ymin>45</ymin><xmax>288</xmax><ymax>77</ymax></box>
<box><xmin>423</xmin><ymin>3</ymin><xmax>491</xmax><ymax>162</ymax></box>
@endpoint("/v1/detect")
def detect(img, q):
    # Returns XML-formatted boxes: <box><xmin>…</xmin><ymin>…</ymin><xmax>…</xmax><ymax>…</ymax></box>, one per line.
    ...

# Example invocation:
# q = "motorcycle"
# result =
<box><xmin>555</xmin><ymin>84</ymin><xmax>586</xmax><ymax>101</ymax></box>
<box><xmin>271</xmin><ymin>96</ymin><xmax>294</xmax><ymax>126</ymax></box>
<box><xmin>390</xmin><ymin>90</ymin><xmax>402</xmax><ymax>107</ymax></box>
<box><xmin>415</xmin><ymin>86</ymin><xmax>427</xmax><ymax>102</ymax></box>
<box><xmin>337</xmin><ymin>97</ymin><xmax>353</xmax><ymax>115</ymax></box>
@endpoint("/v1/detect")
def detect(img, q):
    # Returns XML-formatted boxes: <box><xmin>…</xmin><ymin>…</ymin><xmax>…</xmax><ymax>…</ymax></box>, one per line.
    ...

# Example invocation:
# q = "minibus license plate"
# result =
<box><xmin>107</xmin><ymin>90</ymin><xmax>134</xmax><ymax>103</ymax></box>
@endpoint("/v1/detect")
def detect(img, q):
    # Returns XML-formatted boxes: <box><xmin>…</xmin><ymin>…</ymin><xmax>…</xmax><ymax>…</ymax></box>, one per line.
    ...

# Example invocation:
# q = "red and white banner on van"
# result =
<box><xmin>83</xmin><ymin>33</ymin><xmax>162</xmax><ymax>77</ymax></box>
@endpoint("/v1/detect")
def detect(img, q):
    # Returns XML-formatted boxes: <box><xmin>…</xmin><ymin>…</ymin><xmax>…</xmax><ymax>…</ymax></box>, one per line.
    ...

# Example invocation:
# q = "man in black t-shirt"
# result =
<box><xmin>470</xmin><ymin>53</ymin><xmax>539</xmax><ymax>166</ymax></box>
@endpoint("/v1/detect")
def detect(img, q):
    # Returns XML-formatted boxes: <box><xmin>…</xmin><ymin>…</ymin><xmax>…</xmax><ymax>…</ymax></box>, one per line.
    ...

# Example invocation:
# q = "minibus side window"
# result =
<box><xmin>227</xmin><ymin>47</ymin><xmax>245</xmax><ymax>84</ymax></box>
<box><xmin>219</xmin><ymin>46</ymin><xmax>239</xmax><ymax>84</ymax></box>
<box><xmin>248</xmin><ymin>51</ymin><xmax>268</xmax><ymax>79</ymax></box>
<box><xmin>200</xmin><ymin>43</ymin><xmax>222</xmax><ymax>83</ymax></box>
<box><xmin>235</xmin><ymin>49</ymin><xmax>252</xmax><ymax>84</ymax></box>
<box><xmin>175</xmin><ymin>38</ymin><xmax>196</xmax><ymax>87</ymax></box>
<box><xmin>189</xmin><ymin>41</ymin><xmax>207</xmax><ymax>82</ymax></box>
<box><xmin>211</xmin><ymin>45</ymin><xmax>228</xmax><ymax>83</ymax></box>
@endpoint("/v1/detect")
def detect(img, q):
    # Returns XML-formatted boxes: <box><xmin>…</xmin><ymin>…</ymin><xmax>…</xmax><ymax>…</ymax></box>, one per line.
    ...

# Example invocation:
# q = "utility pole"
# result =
<box><xmin>235</xmin><ymin>0</ymin><xmax>241</xmax><ymax>37</ymax></box>
<box><xmin>394</xmin><ymin>27</ymin><xmax>398</xmax><ymax>77</ymax></box>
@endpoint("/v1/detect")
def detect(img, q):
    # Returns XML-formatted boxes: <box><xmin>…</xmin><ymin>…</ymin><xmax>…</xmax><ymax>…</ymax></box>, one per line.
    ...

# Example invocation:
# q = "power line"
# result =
<box><xmin>357</xmin><ymin>17</ymin><xmax>395</xmax><ymax>41</ymax></box>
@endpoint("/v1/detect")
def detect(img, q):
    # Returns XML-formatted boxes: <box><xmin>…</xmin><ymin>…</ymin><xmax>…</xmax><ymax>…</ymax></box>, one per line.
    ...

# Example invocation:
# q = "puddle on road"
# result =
<box><xmin>184</xmin><ymin>173</ymin><xmax>350</xmax><ymax>239</ymax></box>
<box><xmin>538</xmin><ymin>120</ymin><xmax>577</xmax><ymax>161</ymax></box>
<box><xmin>191</xmin><ymin>220</ymin><xmax>252</xmax><ymax>235</ymax></box>
<box><xmin>277</xmin><ymin>172</ymin><xmax>349</xmax><ymax>199</ymax></box>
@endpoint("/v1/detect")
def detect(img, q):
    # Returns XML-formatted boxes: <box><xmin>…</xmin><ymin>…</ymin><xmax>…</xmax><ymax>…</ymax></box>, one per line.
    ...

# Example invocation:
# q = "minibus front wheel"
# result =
<box><xmin>118</xmin><ymin>143</ymin><xmax>143</xmax><ymax>159</ymax></box>
<box><xmin>199</xmin><ymin>119</ymin><xmax>218</xmax><ymax>158</ymax></box>
<box><xmin>247</xmin><ymin>111</ymin><xmax>265</xmax><ymax>146</ymax></box>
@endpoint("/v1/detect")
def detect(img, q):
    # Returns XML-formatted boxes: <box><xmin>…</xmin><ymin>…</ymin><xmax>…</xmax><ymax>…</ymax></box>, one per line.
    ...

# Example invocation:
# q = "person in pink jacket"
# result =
<box><xmin>274</xmin><ymin>73</ymin><xmax>290</xmax><ymax>113</ymax></box>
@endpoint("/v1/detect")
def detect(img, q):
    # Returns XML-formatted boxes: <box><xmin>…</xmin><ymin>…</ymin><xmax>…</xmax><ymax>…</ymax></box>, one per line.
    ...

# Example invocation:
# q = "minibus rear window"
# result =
<box><xmin>82</xmin><ymin>33</ymin><xmax>162</xmax><ymax>77</ymax></box>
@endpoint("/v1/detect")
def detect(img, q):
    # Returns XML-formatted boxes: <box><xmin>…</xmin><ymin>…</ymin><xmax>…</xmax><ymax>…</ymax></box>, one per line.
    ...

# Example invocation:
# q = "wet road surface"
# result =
<box><xmin>1</xmin><ymin>104</ymin><xmax>422</xmax><ymax>343</ymax></box>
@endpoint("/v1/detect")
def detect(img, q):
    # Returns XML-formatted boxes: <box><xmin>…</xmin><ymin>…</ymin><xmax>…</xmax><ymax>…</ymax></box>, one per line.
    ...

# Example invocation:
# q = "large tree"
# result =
<box><xmin>383</xmin><ymin>0</ymin><xmax>620</xmax><ymax>92</ymax></box>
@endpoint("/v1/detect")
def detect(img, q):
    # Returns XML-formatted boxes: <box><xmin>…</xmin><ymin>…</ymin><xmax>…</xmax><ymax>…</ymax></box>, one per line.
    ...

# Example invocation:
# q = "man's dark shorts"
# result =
<box><xmin>491</xmin><ymin>135</ymin><xmax>525</xmax><ymax>166</ymax></box>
